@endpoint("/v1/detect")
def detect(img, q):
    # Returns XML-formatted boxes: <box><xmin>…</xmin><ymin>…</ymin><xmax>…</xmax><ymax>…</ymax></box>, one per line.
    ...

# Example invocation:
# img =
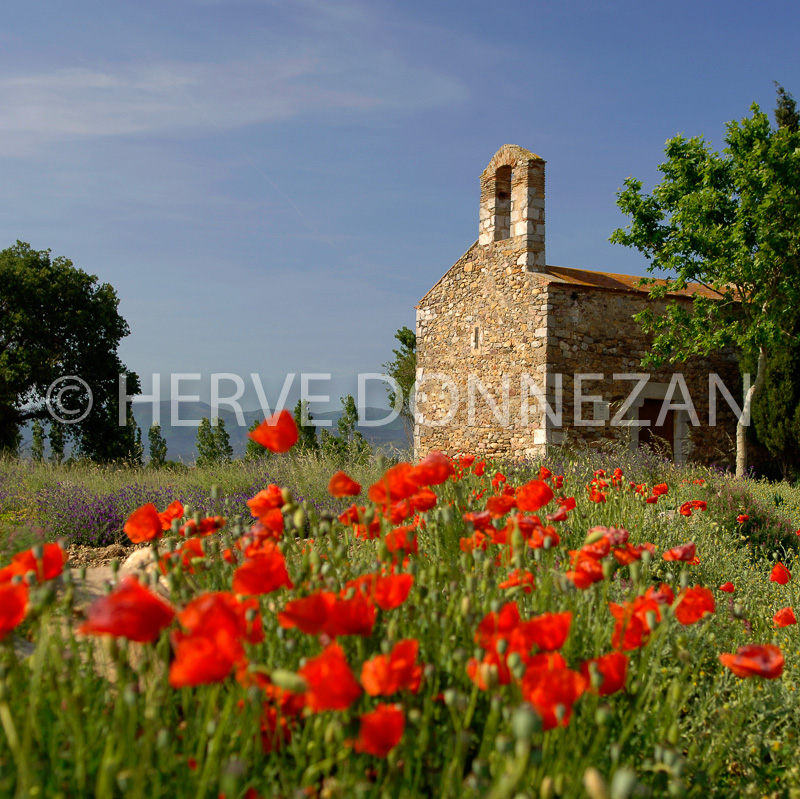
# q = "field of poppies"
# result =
<box><xmin>2</xmin><ymin>412</ymin><xmax>800</xmax><ymax>798</ymax></box>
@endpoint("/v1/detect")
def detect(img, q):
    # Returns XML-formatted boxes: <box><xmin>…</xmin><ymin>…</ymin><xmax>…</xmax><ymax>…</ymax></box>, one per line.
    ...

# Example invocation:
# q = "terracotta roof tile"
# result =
<box><xmin>543</xmin><ymin>265</ymin><xmax>721</xmax><ymax>298</ymax></box>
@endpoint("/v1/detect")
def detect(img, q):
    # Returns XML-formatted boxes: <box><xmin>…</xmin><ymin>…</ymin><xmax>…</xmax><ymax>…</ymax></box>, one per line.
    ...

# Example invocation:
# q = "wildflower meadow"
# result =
<box><xmin>2</xmin><ymin>412</ymin><xmax>800</xmax><ymax>798</ymax></box>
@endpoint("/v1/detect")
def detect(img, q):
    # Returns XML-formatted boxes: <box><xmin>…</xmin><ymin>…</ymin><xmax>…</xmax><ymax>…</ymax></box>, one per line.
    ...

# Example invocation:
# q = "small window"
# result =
<box><xmin>472</xmin><ymin>326</ymin><xmax>480</xmax><ymax>351</ymax></box>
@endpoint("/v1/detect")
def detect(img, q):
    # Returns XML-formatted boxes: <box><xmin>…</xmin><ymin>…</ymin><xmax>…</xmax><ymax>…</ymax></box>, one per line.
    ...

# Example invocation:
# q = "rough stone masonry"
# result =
<box><xmin>414</xmin><ymin>145</ymin><xmax>740</xmax><ymax>465</ymax></box>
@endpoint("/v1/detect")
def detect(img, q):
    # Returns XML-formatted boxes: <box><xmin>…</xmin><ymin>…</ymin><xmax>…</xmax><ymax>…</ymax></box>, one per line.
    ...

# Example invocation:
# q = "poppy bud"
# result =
<box><xmin>442</xmin><ymin>688</ymin><xmax>457</xmax><ymax>707</ymax></box>
<box><xmin>609</xmin><ymin>766</ymin><xmax>638</xmax><ymax>799</ymax></box>
<box><xmin>665</xmin><ymin>571</ymin><xmax>674</xmax><ymax>583</ymax></box>
<box><xmin>641</xmin><ymin>549</ymin><xmax>652</xmax><ymax>566</ymax></box>
<box><xmin>511</xmin><ymin>703</ymin><xmax>540</xmax><ymax>741</ymax></box>
<box><xmin>645</xmin><ymin>610</ymin><xmax>658</xmax><ymax>631</ymax></box>
<box><xmin>465</xmin><ymin>575</ymin><xmax>476</xmax><ymax>593</ymax></box>
<box><xmin>595</xmin><ymin>705</ymin><xmax>611</xmax><ymax>726</ymax></box>
<box><xmin>293</xmin><ymin>509</ymin><xmax>306</xmax><ymax>530</ymax></box>
<box><xmin>679</xmin><ymin>570</ymin><xmax>689</xmax><ymax>589</ymax></box>
<box><xmin>210</xmin><ymin>484</ymin><xmax>221</xmax><ymax>502</ymax></box>
<box><xmin>387</xmin><ymin>619</ymin><xmax>399</xmax><ymax>641</ymax></box>
<box><xmin>281</xmin><ymin>488</ymin><xmax>293</xmax><ymax>505</ymax></box>
<box><xmin>496</xmin><ymin>639</ymin><xmax>508</xmax><ymax>656</ymax></box>
<box><xmin>588</xmin><ymin>661</ymin><xmax>603</xmax><ymax>690</ymax></box>
<box><xmin>540</xmin><ymin>776</ymin><xmax>555</xmax><ymax>799</ymax></box>
<box><xmin>461</xmin><ymin>596</ymin><xmax>471</xmax><ymax>617</ymax></box>
<box><xmin>269</xmin><ymin>669</ymin><xmax>308</xmax><ymax>694</ymax></box>
<box><xmin>583</xmin><ymin>766</ymin><xmax>610</xmax><ymax>799</ymax></box>
<box><xmin>495</xmin><ymin>735</ymin><xmax>513</xmax><ymax>754</ymax></box>
<box><xmin>511</xmin><ymin>528</ymin><xmax>525</xmax><ymax>554</ymax></box>
<box><xmin>629</xmin><ymin>561</ymin><xmax>641</xmax><ymax>583</ymax></box>
<box><xmin>602</xmin><ymin>560</ymin><xmax>616</xmax><ymax>580</ymax></box>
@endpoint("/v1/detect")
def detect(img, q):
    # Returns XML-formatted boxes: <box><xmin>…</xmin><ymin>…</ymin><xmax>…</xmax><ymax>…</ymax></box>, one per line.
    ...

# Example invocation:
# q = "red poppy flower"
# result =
<box><xmin>566</xmin><ymin>554</ymin><xmax>604</xmax><ymax>589</ymax></box>
<box><xmin>328</xmin><ymin>471</ymin><xmax>362</xmax><ymax>498</ymax></box>
<box><xmin>652</xmin><ymin>483</ymin><xmax>669</xmax><ymax>496</ymax></box>
<box><xmin>384</xmin><ymin>526</ymin><xmax>418</xmax><ymax>557</ymax></box>
<box><xmin>410</xmin><ymin>488</ymin><xmax>438</xmax><ymax>512</ymax></box>
<box><xmin>124</xmin><ymin>503</ymin><xmax>164</xmax><ymax>544</ymax></box>
<box><xmin>278</xmin><ymin>591</ymin><xmax>337</xmax><ymax>635</ymax></box>
<box><xmin>719</xmin><ymin>582</ymin><xmax>735</xmax><ymax>593</ymax></box>
<box><xmin>518</xmin><ymin>611</ymin><xmax>572</xmax><ymax>652</ymax></box>
<box><xmin>486</xmin><ymin>494</ymin><xmax>517</xmax><ymax>518</ymax></box>
<box><xmin>361</xmin><ymin>639</ymin><xmax>422</xmax><ymax>696</ymax></box>
<box><xmin>498</xmin><ymin>569</ymin><xmax>536</xmax><ymax>594</ymax></box>
<box><xmin>368</xmin><ymin>463</ymin><xmax>420</xmax><ymax>504</ymax></box>
<box><xmin>719</xmin><ymin>644</ymin><xmax>784</xmax><ymax>679</ymax></box>
<box><xmin>770</xmin><ymin>562</ymin><xmax>792</xmax><ymax>585</ymax></box>
<box><xmin>232</xmin><ymin>547</ymin><xmax>294</xmax><ymax>596</ymax></box>
<box><xmin>466</xmin><ymin>651</ymin><xmax>511</xmax><ymax>689</ymax></box>
<box><xmin>516</xmin><ymin>480</ymin><xmax>554</xmax><ymax>512</ymax></box>
<box><xmin>247</xmin><ymin>485</ymin><xmax>285</xmax><ymax>518</ymax></box>
<box><xmin>609</xmin><ymin>597</ymin><xmax>660</xmax><ymax>651</ymax></box>
<box><xmin>580</xmin><ymin>652</ymin><xmax>628</xmax><ymax>696</ymax></box>
<box><xmin>521</xmin><ymin>667</ymin><xmax>587</xmax><ymax>730</ymax></box>
<box><xmin>674</xmin><ymin>586</ymin><xmax>715</xmax><ymax>625</ymax></box>
<box><xmin>247</xmin><ymin>410</ymin><xmax>299</xmax><ymax>453</ymax></box>
<box><xmin>0</xmin><ymin>542</ymin><xmax>68</xmax><ymax>584</ymax></box>
<box><xmin>179</xmin><ymin>591</ymin><xmax>263</xmax><ymax>644</ymax></box>
<box><xmin>372</xmin><ymin>573</ymin><xmax>414</xmax><ymax>611</ymax></box>
<box><xmin>169</xmin><ymin>627</ymin><xmax>244</xmax><ymax>687</ymax></box>
<box><xmin>663</xmin><ymin>542</ymin><xmax>697</xmax><ymax>562</ymax></box>
<box><xmin>354</xmin><ymin>704</ymin><xmax>405</xmax><ymax>757</ymax></box>
<box><xmin>678</xmin><ymin>502</ymin><xmax>694</xmax><ymax>517</ymax></box>
<box><xmin>79</xmin><ymin>576</ymin><xmax>175</xmax><ymax>643</ymax></box>
<box><xmin>475</xmin><ymin>602</ymin><xmax>521</xmax><ymax>652</ymax></box>
<box><xmin>737</xmin><ymin>514</ymin><xmax>749</xmax><ymax>523</ymax></box>
<box><xmin>0</xmin><ymin>582</ymin><xmax>28</xmax><ymax>639</ymax></box>
<box><xmin>411</xmin><ymin>451</ymin><xmax>454</xmax><ymax>486</ymax></box>
<box><xmin>645</xmin><ymin>583</ymin><xmax>675</xmax><ymax>606</ymax></box>
<box><xmin>158</xmin><ymin>500</ymin><xmax>184</xmax><ymax>529</ymax></box>
<box><xmin>323</xmin><ymin>593</ymin><xmax>376</xmax><ymax>637</ymax></box>
<box><xmin>179</xmin><ymin>516</ymin><xmax>226</xmax><ymax>537</ymax></box>
<box><xmin>774</xmin><ymin>607</ymin><xmax>797</xmax><ymax>628</ymax></box>
<box><xmin>298</xmin><ymin>644</ymin><xmax>362</xmax><ymax>712</ymax></box>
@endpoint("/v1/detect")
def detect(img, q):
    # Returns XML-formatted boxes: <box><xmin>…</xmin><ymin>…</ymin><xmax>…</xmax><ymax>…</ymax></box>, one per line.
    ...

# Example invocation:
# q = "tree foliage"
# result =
<box><xmin>31</xmin><ymin>420</ymin><xmax>45</xmax><ymax>463</ymax></box>
<box><xmin>293</xmin><ymin>399</ymin><xmax>319</xmax><ymax>452</ymax></box>
<box><xmin>611</xmin><ymin>98</ymin><xmax>800</xmax><ymax>475</ymax></box>
<box><xmin>196</xmin><ymin>417</ymin><xmax>233</xmax><ymax>466</ymax></box>
<box><xmin>738</xmin><ymin>85</ymin><xmax>800</xmax><ymax>479</ymax></box>
<box><xmin>319</xmin><ymin>395</ymin><xmax>371</xmax><ymax>465</ymax></box>
<box><xmin>0</xmin><ymin>241</ymin><xmax>140</xmax><ymax>459</ymax></box>
<box><xmin>382</xmin><ymin>326</ymin><xmax>416</xmax><ymax>446</ymax></box>
<box><xmin>148</xmin><ymin>423</ymin><xmax>168</xmax><ymax>468</ymax></box>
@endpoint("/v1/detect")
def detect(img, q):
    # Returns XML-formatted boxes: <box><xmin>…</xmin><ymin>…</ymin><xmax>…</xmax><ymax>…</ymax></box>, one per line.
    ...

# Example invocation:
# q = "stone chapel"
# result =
<box><xmin>413</xmin><ymin>144</ymin><xmax>740</xmax><ymax>464</ymax></box>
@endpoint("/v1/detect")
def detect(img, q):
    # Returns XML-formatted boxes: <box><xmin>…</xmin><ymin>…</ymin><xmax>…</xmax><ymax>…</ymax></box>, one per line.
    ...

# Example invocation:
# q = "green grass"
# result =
<box><xmin>1</xmin><ymin>448</ymin><xmax>800</xmax><ymax>797</ymax></box>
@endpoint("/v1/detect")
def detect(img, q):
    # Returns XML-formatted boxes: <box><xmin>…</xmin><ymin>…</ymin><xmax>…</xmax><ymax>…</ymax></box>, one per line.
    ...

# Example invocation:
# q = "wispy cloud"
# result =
<box><xmin>0</xmin><ymin>42</ymin><xmax>466</xmax><ymax>155</ymax></box>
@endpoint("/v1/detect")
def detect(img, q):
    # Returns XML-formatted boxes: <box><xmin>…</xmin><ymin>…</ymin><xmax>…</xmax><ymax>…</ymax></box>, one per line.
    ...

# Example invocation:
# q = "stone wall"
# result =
<box><xmin>544</xmin><ymin>284</ymin><xmax>741</xmax><ymax>467</ymax></box>
<box><xmin>414</xmin><ymin>238</ymin><xmax>550</xmax><ymax>459</ymax></box>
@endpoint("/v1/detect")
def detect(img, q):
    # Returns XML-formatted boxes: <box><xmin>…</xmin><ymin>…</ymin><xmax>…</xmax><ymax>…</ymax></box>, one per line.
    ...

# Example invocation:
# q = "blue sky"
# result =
<box><xmin>2</xmin><ymin>0</ymin><xmax>798</xmax><ymax>412</ymax></box>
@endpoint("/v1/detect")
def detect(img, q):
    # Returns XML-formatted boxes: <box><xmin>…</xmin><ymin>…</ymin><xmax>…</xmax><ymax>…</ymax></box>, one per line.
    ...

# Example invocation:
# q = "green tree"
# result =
<box><xmin>49</xmin><ymin>422</ymin><xmax>65</xmax><ymax>465</ymax></box>
<box><xmin>382</xmin><ymin>326</ymin><xmax>416</xmax><ymax>447</ymax></box>
<box><xmin>611</xmin><ymin>99</ymin><xmax>800</xmax><ymax>476</ymax></box>
<box><xmin>31</xmin><ymin>419</ymin><xmax>45</xmax><ymax>462</ymax></box>
<box><xmin>148</xmin><ymin>423</ymin><xmax>168</xmax><ymax>468</ymax></box>
<box><xmin>245</xmin><ymin>418</ymin><xmax>267</xmax><ymax>461</ymax></box>
<box><xmin>0</xmin><ymin>241</ymin><xmax>140</xmax><ymax>458</ymax></box>
<box><xmin>320</xmin><ymin>395</ymin><xmax>371</xmax><ymax>465</ymax></box>
<box><xmin>196</xmin><ymin>418</ymin><xmax>217</xmax><ymax>467</ymax></box>
<box><xmin>774</xmin><ymin>82</ymin><xmax>799</xmax><ymax>132</ymax></box>
<box><xmin>737</xmin><ymin>85</ymin><xmax>800</xmax><ymax>479</ymax></box>
<box><xmin>129</xmin><ymin>407</ymin><xmax>144</xmax><ymax>468</ymax></box>
<box><xmin>293</xmin><ymin>399</ymin><xmax>319</xmax><ymax>452</ymax></box>
<box><xmin>213</xmin><ymin>418</ymin><xmax>234</xmax><ymax>464</ymax></box>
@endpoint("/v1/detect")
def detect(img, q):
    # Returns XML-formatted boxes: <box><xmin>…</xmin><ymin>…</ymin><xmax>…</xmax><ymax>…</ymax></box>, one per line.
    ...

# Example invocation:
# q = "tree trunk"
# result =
<box><xmin>737</xmin><ymin>346</ymin><xmax>768</xmax><ymax>478</ymax></box>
